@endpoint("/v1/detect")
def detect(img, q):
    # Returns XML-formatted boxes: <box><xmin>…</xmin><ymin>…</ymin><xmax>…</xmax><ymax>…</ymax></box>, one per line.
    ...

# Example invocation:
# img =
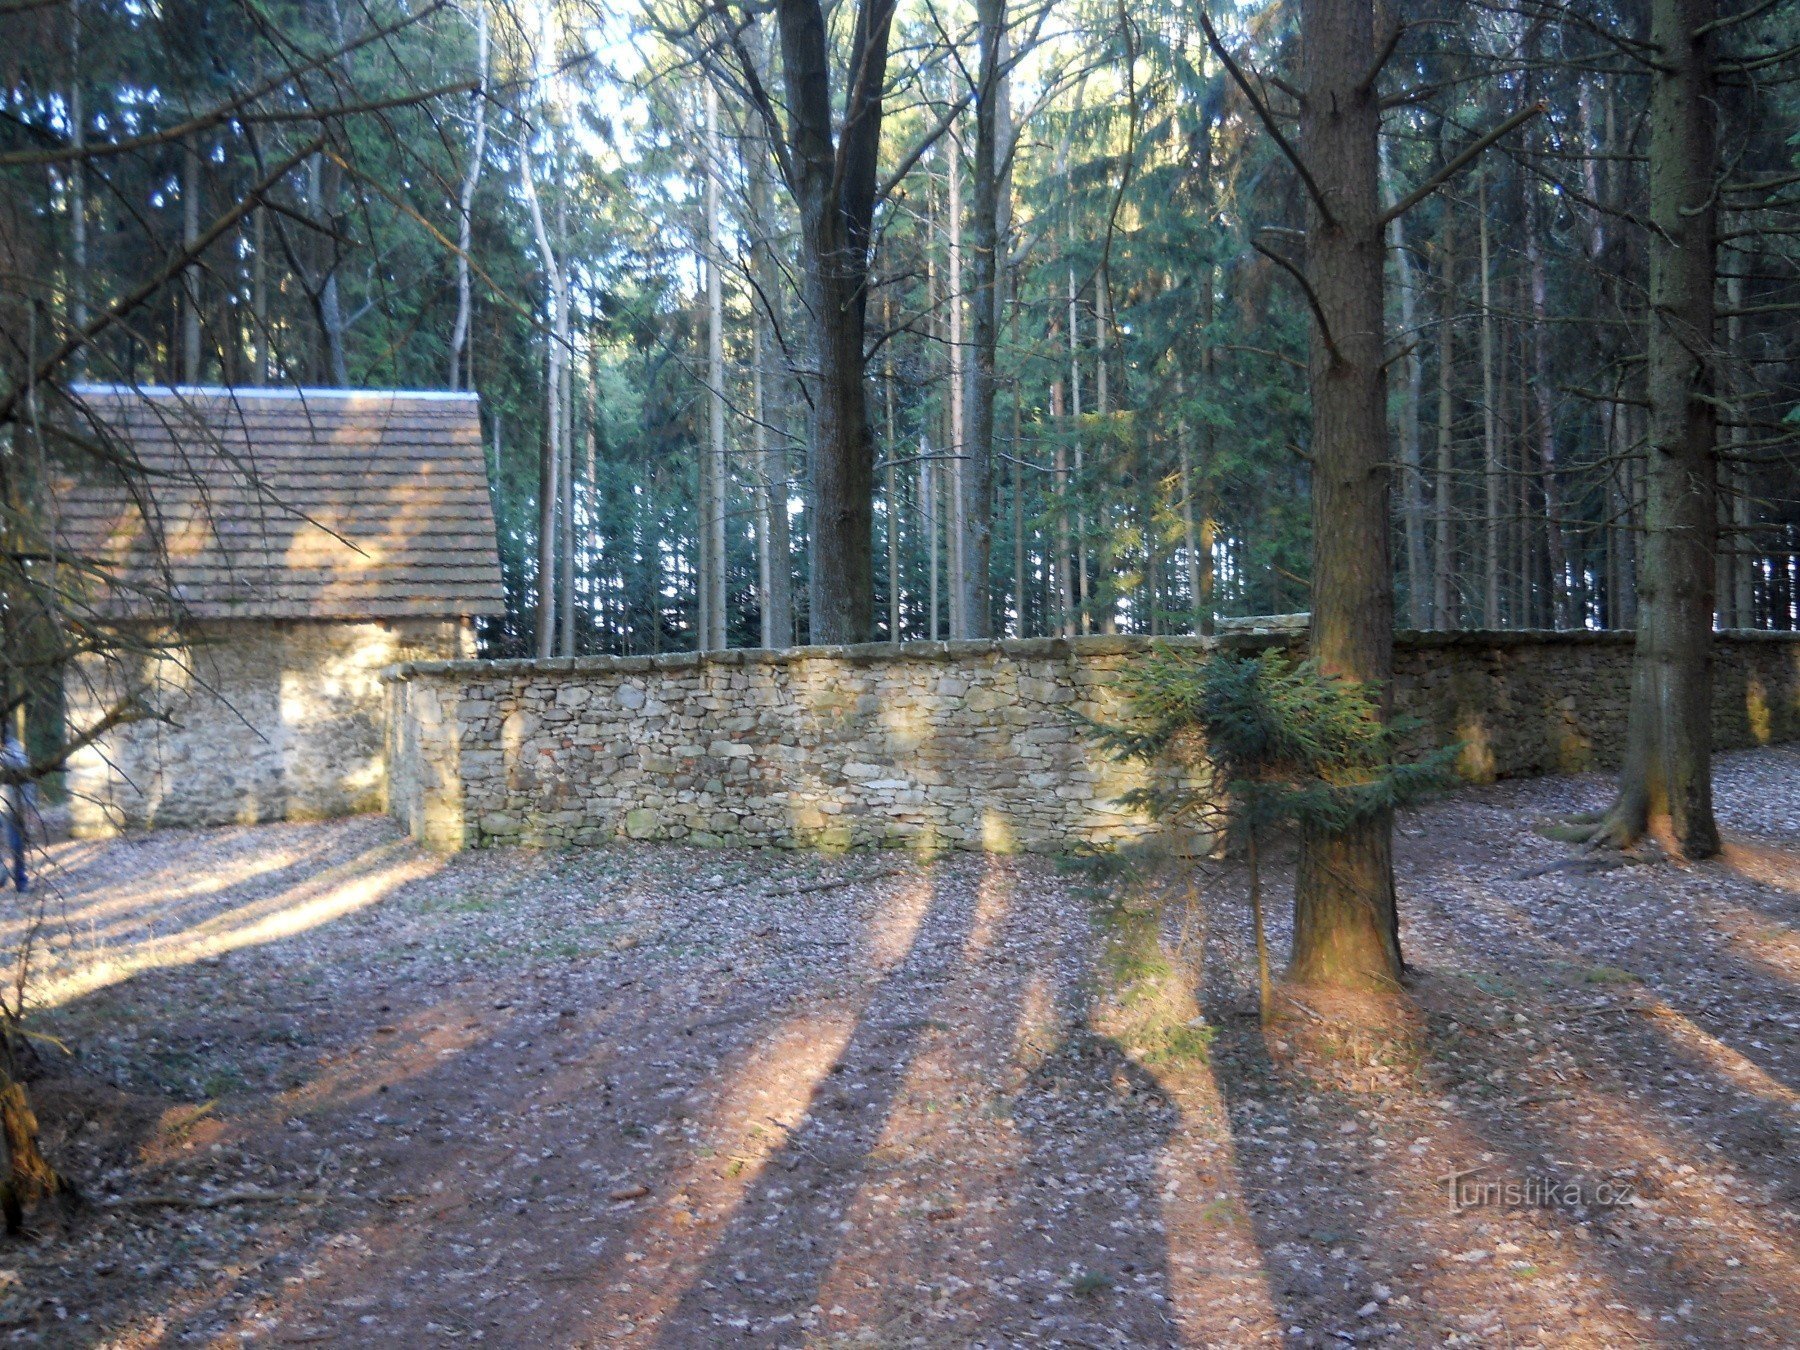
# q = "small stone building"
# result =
<box><xmin>56</xmin><ymin>386</ymin><xmax>505</xmax><ymax>834</ymax></box>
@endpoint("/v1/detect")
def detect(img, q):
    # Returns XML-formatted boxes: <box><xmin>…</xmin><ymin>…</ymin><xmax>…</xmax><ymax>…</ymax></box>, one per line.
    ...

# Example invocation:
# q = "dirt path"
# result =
<box><xmin>5</xmin><ymin>747</ymin><xmax>1796</xmax><ymax>1347</ymax></box>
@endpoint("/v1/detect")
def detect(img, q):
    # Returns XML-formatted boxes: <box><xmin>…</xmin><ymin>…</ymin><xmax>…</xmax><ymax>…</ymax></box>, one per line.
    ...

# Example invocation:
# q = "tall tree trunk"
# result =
<box><xmin>755</xmin><ymin>307</ymin><xmax>777</xmax><ymax>646</ymax></box>
<box><xmin>520</xmin><ymin>144</ymin><xmax>565</xmax><ymax>659</ymax></box>
<box><xmin>923</xmin><ymin>446</ymin><xmax>938</xmax><ymax>639</ymax></box>
<box><xmin>884</xmin><ymin>294</ymin><xmax>901</xmax><ymax>641</ymax></box>
<box><xmin>67</xmin><ymin>0</ymin><xmax>87</xmax><ymax>362</ymax></box>
<box><xmin>309</xmin><ymin>151</ymin><xmax>349</xmax><ymax>386</ymax></box>
<box><xmin>962</xmin><ymin>0</ymin><xmax>1009</xmax><ymax>639</ymax></box>
<box><xmin>250</xmin><ymin>205</ymin><xmax>266</xmax><ymax>384</ymax></box>
<box><xmin>448</xmin><ymin>4</ymin><xmax>488</xmax><ymax>392</ymax></box>
<box><xmin>559</xmin><ymin>316</ymin><xmax>576</xmax><ymax>654</ymax></box>
<box><xmin>1177</xmin><ymin>371</ymin><xmax>1202</xmax><ymax>633</ymax></box>
<box><xmin>1290</xmin><ymin>0</ymin><xmax>1402</xmax><ymax>990</ymax></box>
<box><xmin>1434</xmin><ymin>182</ymin><xmax>1456</xmax><ymax>629</ymax></box>
<box><xmin>181</xmin><ymin>135</ymin><xmax>203</xmax><ymax>383</ymax></box>
<box><xmin>704</xmin><ymin>82</ymin><xmax>729</xmax><ymax>650</ymax></box>
<box><xmin>946</xmin><ymin>137</ymin><xmax>966</xmax><ymax>637</ymax></box>
<box><xmin>1592</xmin><ymin>0</ymin><xmax>1721</xmax><ymax>857</ymax></box>
<box><xmin>1068</xmin><ymin>256</ymin><xmax>1089</xmax><ymax>633</ymax></box>
<box><xmin>1720</xmin><ymin>264</ymin><xmax>1753</xmax><ymax>628</ymax></box>
<box><xmin>1526</xmin><ymin>182</ymin><xmax>1570</xmax><ymax>628</ymax></box>
<box><xmin>1094</xmin><ymin>268</ymin><xmax>1117</xmax><ymax>634</ymax></box>
<box><xmin>1012</xmin><ymin>374</ymin><xmax>1025</xmax><ymax>635</ymax></box>
<box><xmin>1479</xmin><ymin>164</ymin><xmax>1501</xmax><ymax>628</ymax></box>
<box><xmin>696</xmin><ymin>286</ymin><xmax>713</xmax><ymax>651</ymax></box>
<box><xmin>778</xmin><ymin>0</ymin><xmax>895</xmax><ymax>644</ymax></box>
<box><xmin>1051</xmin><ymin>318</ymin><xmax>1073</xmax><ymax>638</ymax></box>
<box><xmin>926</xmin><ymin>228</ymin><xmax>941</xmax><ymax>639</ymax></box>
<box><xmin>747</xmin><ymin>136</ymin><xmax>792</xmax><ymax>648</ymax></box>
<box><xmin>1382</xmin><ymin>138</ymin><xmax>1428</xmax><ymax>629</ymax></box>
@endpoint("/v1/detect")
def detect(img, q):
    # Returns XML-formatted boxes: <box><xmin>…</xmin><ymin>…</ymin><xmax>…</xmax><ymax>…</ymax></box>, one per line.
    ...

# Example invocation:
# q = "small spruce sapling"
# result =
<box><xmin>1092</xmin><ymin>646</ymin><xmax>1456</xmax><ymax>1019</ymax></box>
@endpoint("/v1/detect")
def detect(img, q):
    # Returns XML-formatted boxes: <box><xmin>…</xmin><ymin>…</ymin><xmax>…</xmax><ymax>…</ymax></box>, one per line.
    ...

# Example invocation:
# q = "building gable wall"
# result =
<box><xmin>67</xmin><ymin>617</ymin><xmax>470</xmax><ymax>834</ymax></box>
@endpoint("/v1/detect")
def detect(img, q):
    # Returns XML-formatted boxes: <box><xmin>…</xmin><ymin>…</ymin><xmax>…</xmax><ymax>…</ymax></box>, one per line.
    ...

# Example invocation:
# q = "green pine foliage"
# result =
<box><xmin>1098</xmin><ymin>644</ymin><xmax>1458</xmax><ymax>843</ymax></box>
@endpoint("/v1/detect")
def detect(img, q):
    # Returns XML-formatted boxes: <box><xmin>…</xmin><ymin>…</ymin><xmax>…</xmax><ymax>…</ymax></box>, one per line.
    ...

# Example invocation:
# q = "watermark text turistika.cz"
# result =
<box><xmin>1441</xmin><ymin>1166</ymin><xmax>1636</xmax><ymax>1213</ymax></box>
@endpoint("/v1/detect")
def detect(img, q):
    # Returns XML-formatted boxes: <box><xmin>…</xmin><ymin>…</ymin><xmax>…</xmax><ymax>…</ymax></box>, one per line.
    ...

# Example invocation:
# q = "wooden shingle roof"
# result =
<box><xmin>55</xmin><ymin>386</ymin><xmax>506</xmax><ymax>620</ymax></box>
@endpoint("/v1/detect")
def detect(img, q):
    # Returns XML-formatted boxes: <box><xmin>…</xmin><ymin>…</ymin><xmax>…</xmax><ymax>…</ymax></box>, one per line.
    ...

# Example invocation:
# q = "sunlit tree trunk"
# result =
<box><xmin>945</xmin><ymin>138</ymin><xmax>967</xmax><ymax>637</ymax></box>
<box><xmin>520</xmin><ymin>143</ymin><xmax>565</xmax><ymax>659</ymax></box>
<box><xmin>884</xmin><ymin>298</ymin><xmax>901</xmax><ymax>641</ymax></box>
<box><xmin>448</xmin><ymin>5</ymin><xmax>488</xmax><ymax>392</ymax></box>
<box><xmin>703</xmin><ymin>81</ymin><xmax>729</xmax><ymax>650</ymax></box>
<box><xmin>1382</xmin><ymin>139</ymin><xmax>1427</xmax><ymax>629</ymax></box>
<box><xmin>1050</xmin><ymin>319</ymin><xmax>1073</xmax><ymax>638</ymax></box>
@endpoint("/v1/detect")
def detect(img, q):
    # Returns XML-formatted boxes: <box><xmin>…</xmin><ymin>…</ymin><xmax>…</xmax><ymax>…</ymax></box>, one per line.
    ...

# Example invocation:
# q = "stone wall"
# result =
<box><xmin>68</xmin><ymin>617</ymin><xmax>472</xmax><ymax>835</ymax></box>
<box><xmin>383</xmin><ymin>631</ymin><xmax>1799</xmax><ymax>854</ymax></box>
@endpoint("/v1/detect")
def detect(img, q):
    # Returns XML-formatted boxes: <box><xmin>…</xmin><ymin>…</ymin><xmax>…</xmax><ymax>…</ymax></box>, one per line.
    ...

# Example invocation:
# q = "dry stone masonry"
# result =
<box><xmin>383</xmin><ymin>631</ymin><xmax>1799</xmax><ymax>854</ymax></box>
<box><xmin>70</xmin><ymin>618</ymin><xmax>471</xmax><ymax>834</ymax></box>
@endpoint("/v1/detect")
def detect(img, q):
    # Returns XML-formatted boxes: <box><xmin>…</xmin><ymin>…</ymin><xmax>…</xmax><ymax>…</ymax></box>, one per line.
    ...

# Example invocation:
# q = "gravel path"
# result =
<box><xmin>3</xmin><ymin>746</ymin><xmax>1795</xmax><ymax>1347</ymax></box>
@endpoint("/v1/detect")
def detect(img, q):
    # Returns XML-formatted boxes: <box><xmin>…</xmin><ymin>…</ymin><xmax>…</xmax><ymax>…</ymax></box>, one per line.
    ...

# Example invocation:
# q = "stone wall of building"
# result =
<box><xmin>383</xmin><ymin>631</ymin><xmax>1799</xmax><ymax>854</ymax></box>
<box><xmin>68</xmin><ymin>617</ymin><xmax>472</xmax><ymax>835</ymax></box>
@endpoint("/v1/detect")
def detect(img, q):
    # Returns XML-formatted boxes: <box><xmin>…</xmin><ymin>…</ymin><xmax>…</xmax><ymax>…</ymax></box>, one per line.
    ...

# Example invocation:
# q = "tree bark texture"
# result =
<box><xmin>1290</xmin><ymin>0</ymin><xmax>1403</xmax><ymax>991</ymax></box>
<box><xmin>1381</xmin><ymin>139</ymin><xmax>1428</xmax><ymax>629</ymax></box>
<box><xmin>778</xmin><ymin>0</ymin><xmax>895</xmax><ymax>644</ymax></box>
<box><xmin>1597</xmin><ymin>0</ymin><xmax>1721</xmax><ymax>858</ymax></box>
<box><xmin>961</xmin><ymin>0</ymin><xmax>1009</xmax><ymax>639</ymax></box>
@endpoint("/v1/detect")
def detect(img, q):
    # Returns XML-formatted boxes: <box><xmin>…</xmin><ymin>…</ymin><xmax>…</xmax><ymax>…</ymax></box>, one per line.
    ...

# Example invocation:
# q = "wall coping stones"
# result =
<box><xmin>381</xmin><ymin>628</ymin><xmax>1797</xmax><ymax>683</ymax></box>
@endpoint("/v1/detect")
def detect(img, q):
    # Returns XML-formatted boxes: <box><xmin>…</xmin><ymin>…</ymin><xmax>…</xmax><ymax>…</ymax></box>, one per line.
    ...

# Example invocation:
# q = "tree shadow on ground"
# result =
<box><xmin>1189</xmin><ymin>784</ymin><xmax>1799</xmax><ymax>1348</ymax></box>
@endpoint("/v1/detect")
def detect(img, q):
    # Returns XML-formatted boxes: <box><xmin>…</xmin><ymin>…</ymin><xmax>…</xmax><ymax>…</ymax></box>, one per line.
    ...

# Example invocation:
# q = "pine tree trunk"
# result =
<box><xmin>181</xmin><ymin>135</ymin><xmax>203</xmax><ymax>383</ymax></box>
<box><xmin>1094</xmin><ymin>270</ymin><xmax>1118</xmax><ymax>635</ymax></box>
<box><xmin>885</xmin><ymin>297</ymin><xmax>902</xmax><ymax>641</ymax></box>
<box><xmin>448</xmin><ymin>5</ymin><xmax>487</xmax><ymax>392</ymax></box>
<box><xmin>1434</xmin><ymin>187</ymin><xmax>1456</xmax><ymax>629</ymax></box>
<box><xmin>946</xmin><ymin>137</ymin><xmax>967</xmax><ymax>638</ymax></box>
<box><xmin>1720</xmin><ymin>265</ymin><xmax>1752</xmax><ymax>629</ymax></box>
<box><xmin>1480</xmin><ymin>165</ymin><xmax>1501</xmax><ymax>628</ymax></box>
<box><xmin>1068</xmin><ymin>256</ymin><xmax>1090</xmax><ymax>634</ymax></box>
<box><xmin>1381</xmin><ymin>139</ymin><xmax>1428</xmax><ymax>629</ymax></box>
<box><xmin>962</xmin><ymin>0</ymin><xmax>1009</xmax><ymax>640</ymax></box>
<box><xmin>559</xmin><ymin>323</ymin><xmax>576</xmax><ymax>655</ymax></box>
<box><xmin>1289</xmin><ymin>0</ymin><xmax>1403</xmax><ymax>991</ymax></box>
<box><xmin>1012</xmin><ymin>386</ymin><xmax>1026</xmax><ymax>635</ymax></box>
<box><xmin>67</xmin><ymin>0</ymin><xmax>88</xmax><ymax>360</ymax></box>
<box><xmin>520</xmin><ymin>146</ymin><xmax>564</xmax><ymax>659</ymax></box>
<box><xmin>1051</xmin><ymin>328</ymin><xmax>1073</xmax><ymax>638</ymax></box>
<box><xmin>1527</xmin><ymin>188</ymin><xmax>1569</xmax><ymax>628</ymax></box>
<box><xmin>1178</xmin><ymin>372</ymin><xmax>1202</xmax><ymax>633</ymax></box>
<box><xmin>1594</xmin><ymin>0</ymin><xmax>1722</xmax><ymax>858</ymax></box>
<box><xmin>747</xmin><ymin>143</ymin><xmax>793</xmax><ymax>649</ymax></box>
<box><xmin>250</xmin><ymin>206</ymin><xmax>266</xmax><ymax>385</ymax></box>
<box><xmin>704</xmin><ymin>83</ymin><xmax>729</xmax><ymax>651</ymax></box>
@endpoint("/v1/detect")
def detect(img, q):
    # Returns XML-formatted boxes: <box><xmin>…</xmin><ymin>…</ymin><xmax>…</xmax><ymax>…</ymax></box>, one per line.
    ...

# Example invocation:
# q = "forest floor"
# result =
<box><xmin>1</xmin><ymin>746</ymin><xmax>1795</xmax><ymax>1348</ymax></box>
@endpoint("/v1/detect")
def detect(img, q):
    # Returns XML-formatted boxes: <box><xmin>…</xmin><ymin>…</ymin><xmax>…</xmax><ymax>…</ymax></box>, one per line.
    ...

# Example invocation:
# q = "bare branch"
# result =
<box><xmin>1379</xmin><ymin>102</ymin><xmax>1545</xmax><ymax>227</ymax></box>
<box><xmin>1194</xmin><ymin>4</ymin><xmax>1336</xmax><ymax>230</ymax></box>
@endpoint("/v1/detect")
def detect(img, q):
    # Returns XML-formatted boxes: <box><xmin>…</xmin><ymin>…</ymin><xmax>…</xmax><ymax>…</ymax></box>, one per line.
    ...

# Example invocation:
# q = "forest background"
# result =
<box><xmin>4</xmin><ymin>0</ymin><xmax>1796</xmax><ymax>670</ymax></box>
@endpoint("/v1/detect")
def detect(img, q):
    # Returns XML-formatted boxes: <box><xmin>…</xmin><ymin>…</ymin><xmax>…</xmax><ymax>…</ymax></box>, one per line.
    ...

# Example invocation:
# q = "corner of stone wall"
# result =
<box><xmin>385</xmin><ymin>671</ymin><xmax>471</xmax><ymax>852</ymax></box>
